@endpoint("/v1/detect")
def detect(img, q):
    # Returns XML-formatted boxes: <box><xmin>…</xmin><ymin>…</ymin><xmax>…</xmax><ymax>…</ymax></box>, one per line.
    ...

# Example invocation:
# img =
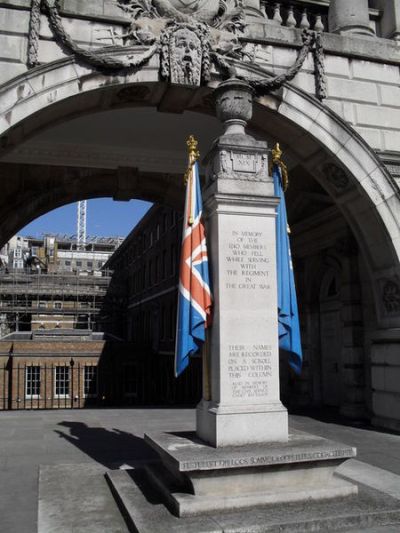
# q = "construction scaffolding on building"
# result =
<box><xmin>0</xmin><ymin>270</ymin><xmax>114</xmax><ymax>335</ymax></box>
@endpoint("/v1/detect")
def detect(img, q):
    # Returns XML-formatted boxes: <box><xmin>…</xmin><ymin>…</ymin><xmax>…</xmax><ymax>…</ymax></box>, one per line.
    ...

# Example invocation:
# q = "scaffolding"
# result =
<box><xmin>0</xmin><ymin>270</ymin><xmax>113</xmax><ymax>334</ymax></box>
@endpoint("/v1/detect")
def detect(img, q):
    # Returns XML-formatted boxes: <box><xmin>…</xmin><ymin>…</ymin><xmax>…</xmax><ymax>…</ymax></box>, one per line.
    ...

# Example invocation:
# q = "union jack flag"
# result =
<box><xmin>175</xmin><ymin>157</ymin><xmax>212</xmax><ymax>377</ymax></box>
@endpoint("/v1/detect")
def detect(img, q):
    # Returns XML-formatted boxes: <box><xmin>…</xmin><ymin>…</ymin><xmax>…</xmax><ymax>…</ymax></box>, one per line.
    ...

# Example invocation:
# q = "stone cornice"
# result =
<box><xmin>244</xmin><ymin>23</ymin><xmax>400</xmax><ymax>66</ymax></box>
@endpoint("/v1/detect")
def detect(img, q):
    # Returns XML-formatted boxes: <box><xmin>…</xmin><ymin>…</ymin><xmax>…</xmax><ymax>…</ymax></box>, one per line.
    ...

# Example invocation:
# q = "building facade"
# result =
<box><xmin>0</xmin><ymin>1</ymin><xmax>399</xmax><ymax>429</ymax></box>
<box><xmin>104</xmin><ymin>205</ymin><xmax>202</xmax><ymax>405</ymax></box>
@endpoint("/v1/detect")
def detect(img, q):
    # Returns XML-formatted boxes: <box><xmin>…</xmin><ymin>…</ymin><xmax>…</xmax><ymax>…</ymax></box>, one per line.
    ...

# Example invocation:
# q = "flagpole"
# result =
<box><xmin>185</xmin><ymin>135</ymin><xmax>211</xmax><ymax>401</ymax></box>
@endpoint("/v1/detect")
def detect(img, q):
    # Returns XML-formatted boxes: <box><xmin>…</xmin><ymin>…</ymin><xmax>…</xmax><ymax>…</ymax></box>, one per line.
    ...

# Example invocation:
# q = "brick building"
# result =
<box><xmin>0</xmin><ymin>329</ymin><xmax>144</xmax><ymax>410</ymax></box>
<box><xmin>104</xmin><ymin>204</ymin><xmax>202</xmax><ymax>405</ymax></box>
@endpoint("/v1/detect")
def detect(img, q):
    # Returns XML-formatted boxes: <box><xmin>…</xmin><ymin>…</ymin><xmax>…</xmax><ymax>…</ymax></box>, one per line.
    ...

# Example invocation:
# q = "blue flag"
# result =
<box><xmin>175</xmin><ymin>160</ymin><xmax>212</xmax><ymax>377</ymax></box>
<box><xmin>273</xmin><ymin>163</ymin><xmax>302</xmax><ymax>375</ymax></box>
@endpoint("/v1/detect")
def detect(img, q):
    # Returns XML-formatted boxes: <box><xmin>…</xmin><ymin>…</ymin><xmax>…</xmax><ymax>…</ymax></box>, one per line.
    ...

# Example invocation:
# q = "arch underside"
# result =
<box><xmin>0</xmin><ymin>56</ymin><xmax>399</xmax><ymax>332</ymax></box>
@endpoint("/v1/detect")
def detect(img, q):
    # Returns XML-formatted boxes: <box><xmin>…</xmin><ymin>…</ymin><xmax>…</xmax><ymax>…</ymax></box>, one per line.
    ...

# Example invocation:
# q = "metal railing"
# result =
<box><xmin>0</xmin><ymin>357</ymin><xmax>202</xmax><ymax>410</ymax></box>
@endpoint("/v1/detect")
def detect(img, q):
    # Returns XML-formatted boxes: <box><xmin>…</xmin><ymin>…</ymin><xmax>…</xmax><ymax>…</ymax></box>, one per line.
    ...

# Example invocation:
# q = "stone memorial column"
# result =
<box><xmin>196</xmin><ymin>78</ymin><xmax>288</xmax><ymax>447</ymax></box>
<box><xmin>328</xmin><ymin>0</ymin><xmax>375</xmax><ymax>36</ymax></box>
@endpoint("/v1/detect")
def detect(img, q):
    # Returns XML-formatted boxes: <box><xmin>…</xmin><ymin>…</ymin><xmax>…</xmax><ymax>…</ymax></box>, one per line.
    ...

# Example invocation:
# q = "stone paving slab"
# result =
<box><xmin>0</xmin><ymin>408</ymin><xmax>399</xmax><ymax>533</ymax></box>
<box><xmin>38</xmin><ymin>464</ymin><xmax>129</xmax><ymax>533</ymax></box>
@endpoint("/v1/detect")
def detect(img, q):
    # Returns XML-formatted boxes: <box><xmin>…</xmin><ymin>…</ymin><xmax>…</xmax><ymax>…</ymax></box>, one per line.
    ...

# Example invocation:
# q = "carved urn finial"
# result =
<box><xmin>214</xmin><ymin>78</ymin><xmax>255</xmax><ymax>136</ymax></box>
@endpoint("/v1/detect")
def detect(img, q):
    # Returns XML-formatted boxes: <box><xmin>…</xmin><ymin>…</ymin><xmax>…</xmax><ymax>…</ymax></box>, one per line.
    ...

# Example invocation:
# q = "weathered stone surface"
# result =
<box><xmin>106</xmin><ymin>464</ymin><xmax>400</xmax><ymax>532</ymax></box>
<box><xmin>142</xmin><ymin>430</ymin><xmax>357</xmax><ymax>516</ymax></box>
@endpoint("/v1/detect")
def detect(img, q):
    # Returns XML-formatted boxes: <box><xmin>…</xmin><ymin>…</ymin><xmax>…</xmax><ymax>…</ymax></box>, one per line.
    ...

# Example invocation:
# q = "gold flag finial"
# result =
<box><xmin>271</xmin><ymin>142</ymin><xmax>289</xmax><ymax>192</ymax></box>
<box><xmin>184</xmin><ymin>135</ymin><xmax>200</xmax><ymax>226</ymax></box>
<box><xmin>187</xmin><ymin>135</ymin><xmax>200</xmax><ymax>163</ymax></box>
<box><xmin>272</xmin><ymin>142</ymin><xmax>283</xmax><ymax>163</ymax></box>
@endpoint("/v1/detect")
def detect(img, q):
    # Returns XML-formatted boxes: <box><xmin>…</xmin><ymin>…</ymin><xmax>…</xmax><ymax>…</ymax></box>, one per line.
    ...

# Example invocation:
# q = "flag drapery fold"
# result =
<box><xmin>175</xmin><ymin>138</ymin><xmax>212</xmax><ymax>377</ymax></box>
<box><xmin>272</xmin><ymin>149</ymin><xmax>302</xmax><ymax>375</ymax></box>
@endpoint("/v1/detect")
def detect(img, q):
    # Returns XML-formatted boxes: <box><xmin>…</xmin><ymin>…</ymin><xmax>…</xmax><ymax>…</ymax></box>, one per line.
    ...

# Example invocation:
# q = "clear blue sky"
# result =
<box><xmin>20</xmin><ymin>199</ymin><xmax>152</xmax><ymax>238</ymax></box>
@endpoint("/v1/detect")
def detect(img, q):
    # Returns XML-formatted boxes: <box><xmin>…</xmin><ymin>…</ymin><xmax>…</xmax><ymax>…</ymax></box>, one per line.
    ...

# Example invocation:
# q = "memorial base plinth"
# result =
<box><xmin>196</xmin><ymin>400</ymin><xmax>289</xmax><ymax>446</ymax></box>
<box><xmin>143</xmin><ymin>430</ymin><xmax>357</xmax><ymax>517</ymax></box>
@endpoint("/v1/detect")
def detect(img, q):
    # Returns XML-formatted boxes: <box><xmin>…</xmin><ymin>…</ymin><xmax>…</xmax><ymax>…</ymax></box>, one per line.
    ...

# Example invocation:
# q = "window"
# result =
<box><xmin>55</xmin><ymin>366</ymin><xmax>70</xmax><ymax>397</ymax></box>
<box><xmin>53</xmin><ymin>301</ymin><xmax>63</xmax><ymax>310</ymax></box>
<box><xmin>65</xmin><ymin>260</ymin><xmax>71</xmax><ymax>266</ymax></box>
<box><xmin>87</xmin><ymin>261</ymin><xmax>93</xmax><ymax>268</ymax></box>
<box><xmin>76</xmin><ymin>261</ymin><xmax>82</xmax><ymax>267</ymax></box>
<box><xmin>97</xmin><ymin>261</ymin><xmax>103</xmax><ymax>268</ymax></box>
<box><xmin>25</xmin><ymin>366</ymin><xmax>40</xmax><ymax>398</ymax></box>
<box><xmin>14</xmin><ymin>248</ymin><xmax>22</xmax><ymax>258</ymax></box>
<box><xmin>84</xmin><ymin>366</ymin><xmax>97</xmax><ymax>398</ymax></box>
<box><xmin>38</xmin><ymin>301</ymin><xmax>47</xmax><ymax>309</ymax></box>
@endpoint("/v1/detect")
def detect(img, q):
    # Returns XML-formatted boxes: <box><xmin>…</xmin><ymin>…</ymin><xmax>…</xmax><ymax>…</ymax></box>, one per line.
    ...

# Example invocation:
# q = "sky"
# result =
<box><xmin>20</xmin><ymin>198</ymin><xmax>152</xmax><ymax>238</ymax></box>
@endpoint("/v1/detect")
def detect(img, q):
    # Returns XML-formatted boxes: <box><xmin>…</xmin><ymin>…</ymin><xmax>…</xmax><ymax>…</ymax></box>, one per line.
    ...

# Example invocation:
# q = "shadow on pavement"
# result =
<box><xmin>55</xmin><ymin>421</ymin><xmax>157</xmax><ymax>469</ymax></box>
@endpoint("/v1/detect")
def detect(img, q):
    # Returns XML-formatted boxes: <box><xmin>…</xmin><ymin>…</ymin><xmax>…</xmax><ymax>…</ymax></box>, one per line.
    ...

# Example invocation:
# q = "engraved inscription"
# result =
<box><xmin>223</xmin><ymin>228</ymin><xmax>274</xmax><ymax>400</ymax></box>
<box><xmin>225</xmin><ymin>230</ymin><xmax>271</xmax><ymax>292</ymax></box>
<box><xmin>180</xmin><ymin>448</ymin><xmax>356</xmax><ymax>471</ymax></box>
<box><xmin>228</xmin><ymin>344</ymin><xmax>272</xmax><ymax>399</ymax></box>
<box><xmin>232</xmin><ymin>152</ymin><xmax>257</xmax><ymax>173</ymax></box>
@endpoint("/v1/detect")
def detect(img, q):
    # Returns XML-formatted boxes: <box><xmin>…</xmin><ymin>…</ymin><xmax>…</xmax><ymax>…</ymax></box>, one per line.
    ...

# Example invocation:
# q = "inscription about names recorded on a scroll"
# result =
<box><xmin>228</xmin><ymin>344</ymin><xmax>272</xmax><ymax>399</ymax></box>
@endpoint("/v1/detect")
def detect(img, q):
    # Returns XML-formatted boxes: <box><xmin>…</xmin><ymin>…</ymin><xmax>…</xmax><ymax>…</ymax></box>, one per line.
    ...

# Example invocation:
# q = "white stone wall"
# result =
<box><xmin>1</xmin><ymin>4</ymin><xmax>400</xmax><ymax>156</ymax></box>
<box><xmin>246</xmin><ymin>42</ymin><xmax>400</xmax><ymax>154</ymax></box>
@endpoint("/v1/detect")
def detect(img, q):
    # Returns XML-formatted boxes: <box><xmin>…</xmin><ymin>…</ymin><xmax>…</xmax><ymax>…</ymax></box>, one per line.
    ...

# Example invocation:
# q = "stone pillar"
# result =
<box><xmin>328</xmin><ymin>0</ymin><xmax>375</xmax><ymax>36</ymax></box>
<box><xmin>196</xmin><ymin>78</ymin><xmax>288</xmax><ymax>447</ymax></box>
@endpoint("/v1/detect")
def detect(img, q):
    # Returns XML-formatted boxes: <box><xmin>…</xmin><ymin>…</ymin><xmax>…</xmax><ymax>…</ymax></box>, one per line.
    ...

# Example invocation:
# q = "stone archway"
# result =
<box><xmin>1</xmin><ymin>58</ymin><xmax>399</xmax><ymax>329</ymax></box>
<box><xmin>1</xmin><ymin>58</ymin><xmax>400</xmax><ymax>427</ymax></box>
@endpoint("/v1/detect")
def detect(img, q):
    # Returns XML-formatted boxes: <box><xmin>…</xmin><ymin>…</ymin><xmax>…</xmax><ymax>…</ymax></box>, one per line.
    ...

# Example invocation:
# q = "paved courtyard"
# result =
<box><xmin>1</xmin><ymin>407</ymin><xmax>400</xmax><ymax>533</ymax></box>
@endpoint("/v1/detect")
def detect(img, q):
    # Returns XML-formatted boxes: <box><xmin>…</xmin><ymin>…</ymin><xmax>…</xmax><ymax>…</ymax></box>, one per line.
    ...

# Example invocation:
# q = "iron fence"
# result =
<box><xmin>0</xmin><ymin>357</ymin><xmax>202</xmax><ymax>410</ymax></box>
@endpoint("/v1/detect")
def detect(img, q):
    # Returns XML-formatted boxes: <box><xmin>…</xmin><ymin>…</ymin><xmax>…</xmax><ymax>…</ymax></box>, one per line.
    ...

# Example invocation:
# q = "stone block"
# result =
<box><xmin>0</xmin><ymin>33</ymin><xmax>26</xmax><ymax>62</ymax></box>
<box><xmin>291</xmin><ymin>71</ymin><xmax>316</xmax><ymax>95</ymax></box>
<box><xmin>352</xmin><ymin>60</ymin><xmax>400</xmax><ymax>84</ymax></box>
<box><xmin>353</xmin><ymin>126</ymin><xmax>382</xmax><ymax>150</ymax></box>
<box><xmin>327</xmin><ymin>78</ymin><xmax>378</xmax><ymax>103</ymax></box>
<box><xmin>383</xmin><ymin>130</ymin><xmax>400</xmax><ymax>152</ymax></box>
<box><xmin>37</xmin><ymin>40</ymin><xmax>68</xmax><ymax>64</ymax></box>
<box><xmin>0</xmin><ymin>62</ymin><xmax>27</xmax><ymax>87</ymax></box>
<box><xmin>355</xmin><ymin>104</ymin><xmax>400</xmax><ymax>129</ymax></box>
<box><xmin>325</xmin><ymin>55</ymin><xmax>351</xmax><ymax>77</ymax></box>
<box><xmin>373</xmin><ymin>391</ymin><xmax>400</xmax><ymax>419</ymax></box>
<box><xmin>342</xmin><ymin>347</ymin><xmax>364</xmax><ymax>365</ymax></box>
<box><xmin>342</xmin><ymin>101</ymin><xmax>356</xmax><ymax>124</ymax></box>
<box><xmin>380</xmin><ymin>85</ymin><xmax>400</xmax><ymax>107</ymax></box>
<box><xmin>371</xmin><ymin>343</ymin><xmax>400</xmax><ymax>366</ymax></box>
<box><xmin>344</xmin><ymin>387</ymin><xmax>365</xmax><ymax>404</ymax></box>
<box><xmin>0</xmin><ymin>0</ymin><xmax>30</xmax><ymax>8</ymax></box>
<box><xmin>325</xmin><ymin>99</ymin><xmax>343</xmax><ymax>117</ymax></box>
<box><xmin>343</xmin><ymin>368</ymin><xmax>364</xmax><ymax>387</ymax></box>
<box><xmin>385</xmin><ymin>367</ymin><xmax>400</xmax><ymax>394</ymax></box>
<box><xmin>0</xmin><ymin>7</ymin><xmax>30</xmax><ymax>34</ymax></box>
